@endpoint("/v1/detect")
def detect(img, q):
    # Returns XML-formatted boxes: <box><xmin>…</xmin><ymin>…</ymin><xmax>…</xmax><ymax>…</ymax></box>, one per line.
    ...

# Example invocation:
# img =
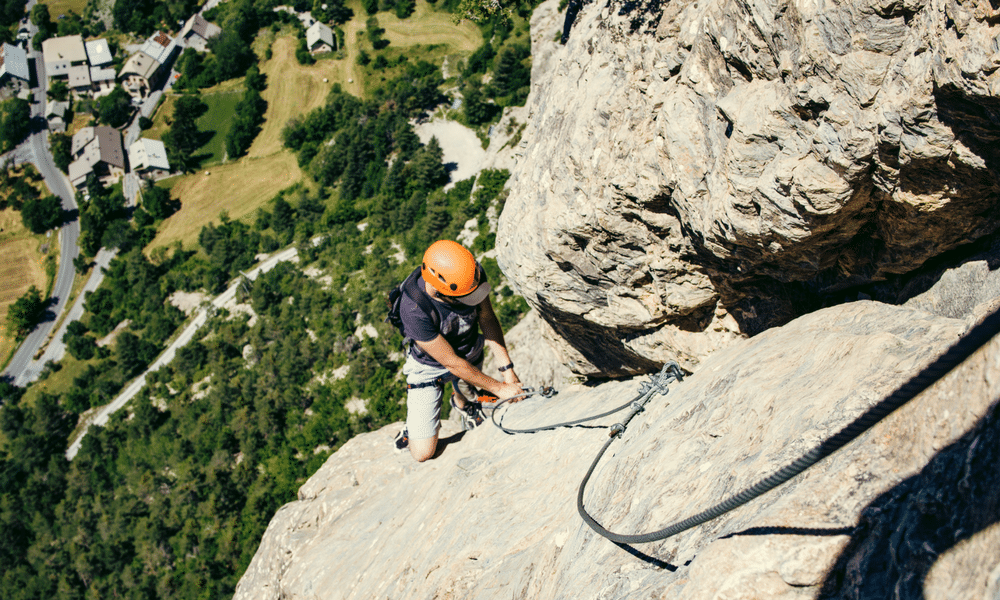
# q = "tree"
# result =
<box><xmin>490</xmin><ymin>45</ymin><xmax>531</xmax><ymax>105</ymax></box>
<box><xmin>163</xmin><ymin>95</ymin><xmax>207</xmax><ymax>173</ymax></box>
<box><xmin>142</xmin><ymin>186</ymin><xmax>179</xmax><ymax>220</ymax></box>
<box><xmin>29</xmin><ymin>2</ymin><xmax>53</xmax><ymax>40</ymax></box>
<box><xmin>48</xmin><ymin>80</ymin><xmax>70</xmax><ymax>102</ymax></box>
<box><xmin>225</xmin><ymin>87</ymin><xmax>267</xmax><ymax>159</ymax></box>
<box><xmin>97</xmin><ymin>87</ymin><xmax>133</xmax><ymax>128</ymax></box>
<box><xmin>394</xmin><ymin>0</ymin><xmax>415</xmax><ymax>19</ymax></box>
<box><xmin>64</xmin><ymin>321</ymin><xmax>96</xmax><ymax>360</ymax></box>
<box><xmin>50</xmin><ymin>133</ymin><xmax>73</xmax><ymax>173</ymax></box>
<box><xmin>452</xmin><ymin>0</ymin><xmax>523</xmax><ymax>23</ymax></box>
<box><xmin>366</xmin><ymin>16</ymin><xmax>388</xmax><ymax>50</ymax></box>
<box><xmin>408</xmin><ymin>137</ymin><xmax>449</xmax><ymax>193</ymax></box>
<box><xmin>208</xmin><ymin>30</ymin><xmax>255</xmax><ymax>82</ymax></box>
<box><xmin>0</xmin><ymin>98</ymin><xmax>30</xmax><ymax>153</ymax></box>
<box><xmin>462</xmin><ymin>80</ymin><xmax>497</xmax><ymax>126</ymax></box>
<box><xmin>5</xmin><ymin>286</ymin><xmax>45</xmax><ymax>339</ymax></box>
<box><xmin>20</xmin><ymin>195</ymin><xmax>64</xmax><ymax>233</ymax></box>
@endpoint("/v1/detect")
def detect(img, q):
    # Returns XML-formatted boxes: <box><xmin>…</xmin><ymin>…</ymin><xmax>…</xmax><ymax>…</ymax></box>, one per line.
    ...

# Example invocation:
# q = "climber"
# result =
<box><xmin>393</xmin><ymin>239</ymin><xmax>523</xmax><ymax>462</ymax></box>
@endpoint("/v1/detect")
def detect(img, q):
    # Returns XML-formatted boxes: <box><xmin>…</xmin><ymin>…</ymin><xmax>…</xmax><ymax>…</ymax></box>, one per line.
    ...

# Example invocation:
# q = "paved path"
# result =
<box><xmin>66</xmin><ymin>246</ymin><xmax>300</xmax><ymax>459</ymax></box>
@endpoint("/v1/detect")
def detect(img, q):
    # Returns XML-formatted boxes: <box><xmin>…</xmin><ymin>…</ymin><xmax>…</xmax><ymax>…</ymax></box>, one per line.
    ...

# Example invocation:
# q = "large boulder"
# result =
<box><xmin>497</xmin><ymin>0</ymin><xmax>1000</xmax><ymax>376</ymax></box>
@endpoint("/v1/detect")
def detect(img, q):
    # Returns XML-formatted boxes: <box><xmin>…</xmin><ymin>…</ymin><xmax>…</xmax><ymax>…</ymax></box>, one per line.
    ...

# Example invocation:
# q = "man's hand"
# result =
<box><xmin>495</xmin><ymin>381</ymin><xmax>525</xmax><ymax>401</ymax></box>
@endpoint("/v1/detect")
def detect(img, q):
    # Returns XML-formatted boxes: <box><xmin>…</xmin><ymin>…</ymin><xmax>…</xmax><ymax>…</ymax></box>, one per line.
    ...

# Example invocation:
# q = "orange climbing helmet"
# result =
<box><xmin>422</xmin><ymin>240</ymin><xmax>492</xmax><ymax>306</ymax></box>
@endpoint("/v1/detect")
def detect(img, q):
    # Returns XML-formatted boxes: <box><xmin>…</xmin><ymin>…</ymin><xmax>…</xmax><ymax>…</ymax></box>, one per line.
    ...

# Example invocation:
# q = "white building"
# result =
<box><xmin>128</xmin><ymin>138</ymin><xmax>170</xmax><ymax>179</ymax></box>
<box><xmin>90</xmin><ymin>67</ymin><xmax>117</xmax><ymax>97</ymax></box>
<box><xmin>120</xmin><ymin>31</ymin><xmax>179</xmax><ymax>100</ymax></box>
<box><xmin>85</xmin><ymin>39</ymin><xmax>113</xmax><ymax>68</ymax></box>
<box><xmin>306</xmin><ymin>21</ymin><xmax>335</xmax><ymax>54</ymax></box>
<box><xmin>0</xmin><ymin>42</ymin><xmax>30</xmax><ymax>86</ymax></box>
<box><xmin>42</xmin><ymin>35</ymin><xmax>88</xmax><ymax>83</ymax></box>
<box><xmin>45</xmin><ymin>100</ymin><xmax>70</xmax><ymax>132</ymax></box>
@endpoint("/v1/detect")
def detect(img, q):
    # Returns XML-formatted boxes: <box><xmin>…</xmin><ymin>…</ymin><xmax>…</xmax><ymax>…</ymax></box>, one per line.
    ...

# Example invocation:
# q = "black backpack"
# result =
<box><xmin>386</xmin><ymin>267</ymin><xmax>439</xmax><ymax>343</ymax></box>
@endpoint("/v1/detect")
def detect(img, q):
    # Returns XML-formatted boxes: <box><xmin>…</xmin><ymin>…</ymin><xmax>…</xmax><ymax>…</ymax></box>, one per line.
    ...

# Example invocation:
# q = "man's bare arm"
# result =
<box><xmin>414</xmin><ymin>335</ymin><xmax>522</xmax><ymax>399</ymax></box>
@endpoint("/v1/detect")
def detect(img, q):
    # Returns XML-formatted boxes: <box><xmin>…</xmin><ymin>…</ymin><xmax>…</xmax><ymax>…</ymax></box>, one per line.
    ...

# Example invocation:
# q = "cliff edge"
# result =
<box><xmin>233</xmin><ymin>253</ymin><xmax>1000</xmax><ymax>599</ymax></box>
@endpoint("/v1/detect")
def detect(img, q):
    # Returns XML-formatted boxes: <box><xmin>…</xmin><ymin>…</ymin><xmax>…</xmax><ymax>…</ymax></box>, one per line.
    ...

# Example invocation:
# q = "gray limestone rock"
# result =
<box><xmin>496</xmin><ymin>0</ymin><xmax>1000</xmax><ymax>376</ymax></box>
<box><xmin>233</xmin><ymin>294</ymin><xmax>1000</xmax><ymax>600</ymax></box>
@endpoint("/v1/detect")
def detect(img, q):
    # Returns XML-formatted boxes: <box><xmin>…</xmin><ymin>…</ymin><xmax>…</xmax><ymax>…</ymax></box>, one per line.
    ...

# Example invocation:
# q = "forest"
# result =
<box><xmin>1</xmin><ymin>0</ymin><xmax>535</xmax><ymax>597</ymax></box>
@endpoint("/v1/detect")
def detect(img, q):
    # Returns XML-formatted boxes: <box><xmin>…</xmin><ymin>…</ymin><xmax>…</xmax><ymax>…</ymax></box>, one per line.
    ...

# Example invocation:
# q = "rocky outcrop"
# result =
<box><xmin>233</xmin><ymin>258</ymin><xmax>1000</xmax><ymax>600</ymax></box>
<box><xmin>497</xmin><ymin>0</ymin><xmax>1000</xmax><ymax>376</ymax></box>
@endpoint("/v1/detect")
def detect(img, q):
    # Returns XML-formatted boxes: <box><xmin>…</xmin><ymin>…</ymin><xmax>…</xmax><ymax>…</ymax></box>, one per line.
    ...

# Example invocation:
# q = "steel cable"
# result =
<box><xmin>577</xmin><ymin>307</ymin><xmax>1000</xmax><ymax>544</ymax></box>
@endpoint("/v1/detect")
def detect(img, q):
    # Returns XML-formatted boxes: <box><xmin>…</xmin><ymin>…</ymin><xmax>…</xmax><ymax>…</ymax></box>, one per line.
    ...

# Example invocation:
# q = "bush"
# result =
<box><xmin>97</xmin><ymin>87</ymin><xmax>134</xmax><ymax>128</ymax></box>
<box><xmin>5</xmin><ymin>285</ymin><xmax>45</xmax><ymax>339</ymax></box>
<box><xmin>50</xmin><ymin>132</ymin><xmax>73</xmax><ymax>173</ymax></box>
<box><xmin>0</xmin><ymin>98</ymin><xmax>30</xmax><ymax>153</ymax></box>
<box><xmin>20</xmin><ymin>195</ymin><xmax>64</xmax><ymax>233</ymax></box>
<box><xmin>295</xmin><ymin>37</ymin><xmax>316</xmax><ymax>64</ymax></box>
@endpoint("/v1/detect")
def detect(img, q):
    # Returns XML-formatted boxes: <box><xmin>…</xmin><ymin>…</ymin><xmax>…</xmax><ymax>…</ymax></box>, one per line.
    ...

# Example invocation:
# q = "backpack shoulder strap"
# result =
<box><xmin>401</xmin><ymin>267</ymin><xmax>439</xmax><ymax>329</ymax></box>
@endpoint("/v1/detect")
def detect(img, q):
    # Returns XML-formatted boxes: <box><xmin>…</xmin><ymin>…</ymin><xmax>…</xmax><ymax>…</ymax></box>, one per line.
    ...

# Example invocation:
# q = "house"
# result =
<box><xmin>179</xmin><ymin>14</ymin><xmax>221</xmax><ymax>52</ymax></box>
<box><xmin>119</xmin><ymin>52</ymin><xmax>158</xmax><ymax>99</ymax></box>
<box><xmin>42</xmin><ymin>35</ymin><xmax>88</xmax><ymax>83</ymax></box>
<box><xmin>68</xmin><ymin>126</ymin><xmax>126</xmax><ymax>190</ymax></box>
<box><xmin>140</xmin><ymin>31</ymin><xmax>179</xmax><ymax>66</ymax></box>
<box><xmin>306</xmin><ymin>21</ymin><xmax>335</xmax><ymax>54</ymax></box>
<box><xmin>128</xmin><ymin>138</ymin><xmax>170</xmax><ymax>179</ymax></box>
<box><xmin>90</xmin><ymin>66</ymin><xmax>116</xmax><ymax>97</ymax></box>
<box><xmin>45</xmin><ymin>99</ymin><xmax>70</xmax><ymax>132</ymax></box>
<box><xmin>1</xmin><ymin>42</ymin><xmax>30</xmax><ymax>85</ymax></box>
<box><xmin>85</xmin><ymin>39</ymin><xmax>113</xmax><ymax>68</ymax></box>
<box><xmin>67</xmin><ymin>64</ymin><xmax>92</xmax><ymax>95</ymax></box>
<box><xmin>119</xmin><ymin>32</ymin><xmax>179</xmax><ymax>100</ymax></box>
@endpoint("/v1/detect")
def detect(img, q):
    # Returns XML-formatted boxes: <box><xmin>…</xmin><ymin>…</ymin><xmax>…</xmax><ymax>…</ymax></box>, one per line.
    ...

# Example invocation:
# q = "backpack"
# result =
<box><xmin>386</xmin><ymin>267</ymin><xmax>439</xmax><ymax>344</ymax></box>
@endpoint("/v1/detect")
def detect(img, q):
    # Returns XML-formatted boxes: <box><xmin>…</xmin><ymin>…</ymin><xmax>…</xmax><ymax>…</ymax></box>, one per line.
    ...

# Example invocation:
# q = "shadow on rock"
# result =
<box><xmin>819</xmin><ymin>399</ymin><xmax>1000</xmax><ymax>599</ymax></box>
<box><xmin>432</xmin><ymin>430</ymin><xmax>467</xmax><ymax>459</ymax></box>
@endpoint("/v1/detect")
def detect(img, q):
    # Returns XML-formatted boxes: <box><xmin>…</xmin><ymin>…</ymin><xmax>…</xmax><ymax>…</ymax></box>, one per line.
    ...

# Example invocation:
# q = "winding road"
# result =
<box><xmin>66</xmin><ymin>246</ymin><xmax>300</xmax><ymax>459</ymax></box>
<box><xmin>2</xmin><ymin>2</ymin><xmax>81</xmax><ymax>387</ymax></box>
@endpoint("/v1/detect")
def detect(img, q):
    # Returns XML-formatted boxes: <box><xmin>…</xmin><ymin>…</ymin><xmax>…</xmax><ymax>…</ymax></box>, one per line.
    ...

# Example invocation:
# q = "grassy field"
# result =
<box><xmin>142</xmin><ymin>94</ymin><xmax>176</xmax><ymax>143</ymax></box>
<box><xmin>377</xmin><ymin>1</ymin><xmax>481</xmax><ymax>52</ymax></box>
<box><xmin>248</xmin><ymin>35</ymin><xmax>360</xmax><ymax>158</ymax></box>
<box><xmin>19</xmin><ymin>352</ymin><xmax>95</xmax><ymax>409</ymax></box>
<box><xmin>195</xmin><ymin>91</ymin><xmax>244</xmax><ymax>165</ymax></box>
<box><xmin>146</xmin><ymin>151</ymin><xmax>304</xmax><ymax>252</ymax></box>
<box><xmin>38</xmin><ymin>0</ymin><xmax>88</xmax><ymax>18</ymax></box>
<box><xmin>0</xmin><ymin>209</ymin><xmax>51</xmax><ymax>369</ymax></box>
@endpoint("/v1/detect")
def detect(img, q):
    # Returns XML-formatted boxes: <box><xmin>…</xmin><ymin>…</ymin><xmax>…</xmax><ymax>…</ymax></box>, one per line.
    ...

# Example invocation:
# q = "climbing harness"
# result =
<box><xmin>576</xmin><ymin>307</ymin><xmax>1000</xmax><ymax>544</ymax></box>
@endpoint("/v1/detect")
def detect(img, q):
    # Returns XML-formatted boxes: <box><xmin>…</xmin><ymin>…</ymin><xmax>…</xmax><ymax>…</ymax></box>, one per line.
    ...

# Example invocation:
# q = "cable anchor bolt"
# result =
<box><xmin>609</xmin><ymin>423</ymin><xmax>625</xmax><ymax>438</ymax></box>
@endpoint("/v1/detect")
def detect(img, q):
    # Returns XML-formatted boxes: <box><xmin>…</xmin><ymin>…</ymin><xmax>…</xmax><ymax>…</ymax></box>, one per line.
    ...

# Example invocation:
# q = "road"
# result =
<box><xmin>66</xmin><ymin>246</ymin><xmax>300</xmax><ymax>459</ymax></box>
<box><xmin>2</xmin><ymin>3</ymin><xmax>81</xmax><ymax>386</ymax></box>
<box><xmin>3</xmin><ymin>4</ymin><xmax>187</xmax><ymax>384</ymax></box>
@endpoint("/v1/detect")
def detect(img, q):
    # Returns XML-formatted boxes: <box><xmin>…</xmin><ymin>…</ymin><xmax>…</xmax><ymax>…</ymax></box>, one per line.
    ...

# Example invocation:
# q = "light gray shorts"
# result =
<box><xmin>403</xmin><ymin>355</ymin><xmax>481</xmax><ymax>440</ymax></box>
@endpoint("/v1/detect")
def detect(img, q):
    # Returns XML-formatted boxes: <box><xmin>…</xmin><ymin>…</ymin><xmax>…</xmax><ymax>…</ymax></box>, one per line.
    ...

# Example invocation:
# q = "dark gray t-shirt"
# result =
<box><xmin>401</xmin><ymin>273</ymin><xmax>486</xmax><ymax>368</ymax></box>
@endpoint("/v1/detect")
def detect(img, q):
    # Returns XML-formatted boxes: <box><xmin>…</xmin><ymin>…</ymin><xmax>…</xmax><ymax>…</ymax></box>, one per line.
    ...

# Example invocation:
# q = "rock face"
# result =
<box><xmin>497</xmin><ymin>0</ymin><xmax>1000</xmax><ymax>376</ymax></box>
<box><xmin>233</xmin><ymin>260</ymin><xmax>1000</xmax><ymax>600</ymax></box>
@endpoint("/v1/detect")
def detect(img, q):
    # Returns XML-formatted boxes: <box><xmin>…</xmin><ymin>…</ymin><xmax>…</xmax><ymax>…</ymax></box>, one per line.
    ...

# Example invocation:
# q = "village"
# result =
<box><xmin>0</xmin><ymin>5</ymin><xmax>345</xmax><ymax>199</ymax></box>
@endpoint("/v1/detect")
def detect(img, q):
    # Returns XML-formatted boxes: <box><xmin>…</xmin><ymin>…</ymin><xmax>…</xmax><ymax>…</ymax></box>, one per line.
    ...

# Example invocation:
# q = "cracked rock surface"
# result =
<box><xmin>498</xmin><ymin>0</ymin><xmax>1000</xmax><ymax>376</ymax></box>
<box><xmin>234</xmin><ymin>260</ymin><xmax>1000</xmax><ymax>600</ymax></box>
